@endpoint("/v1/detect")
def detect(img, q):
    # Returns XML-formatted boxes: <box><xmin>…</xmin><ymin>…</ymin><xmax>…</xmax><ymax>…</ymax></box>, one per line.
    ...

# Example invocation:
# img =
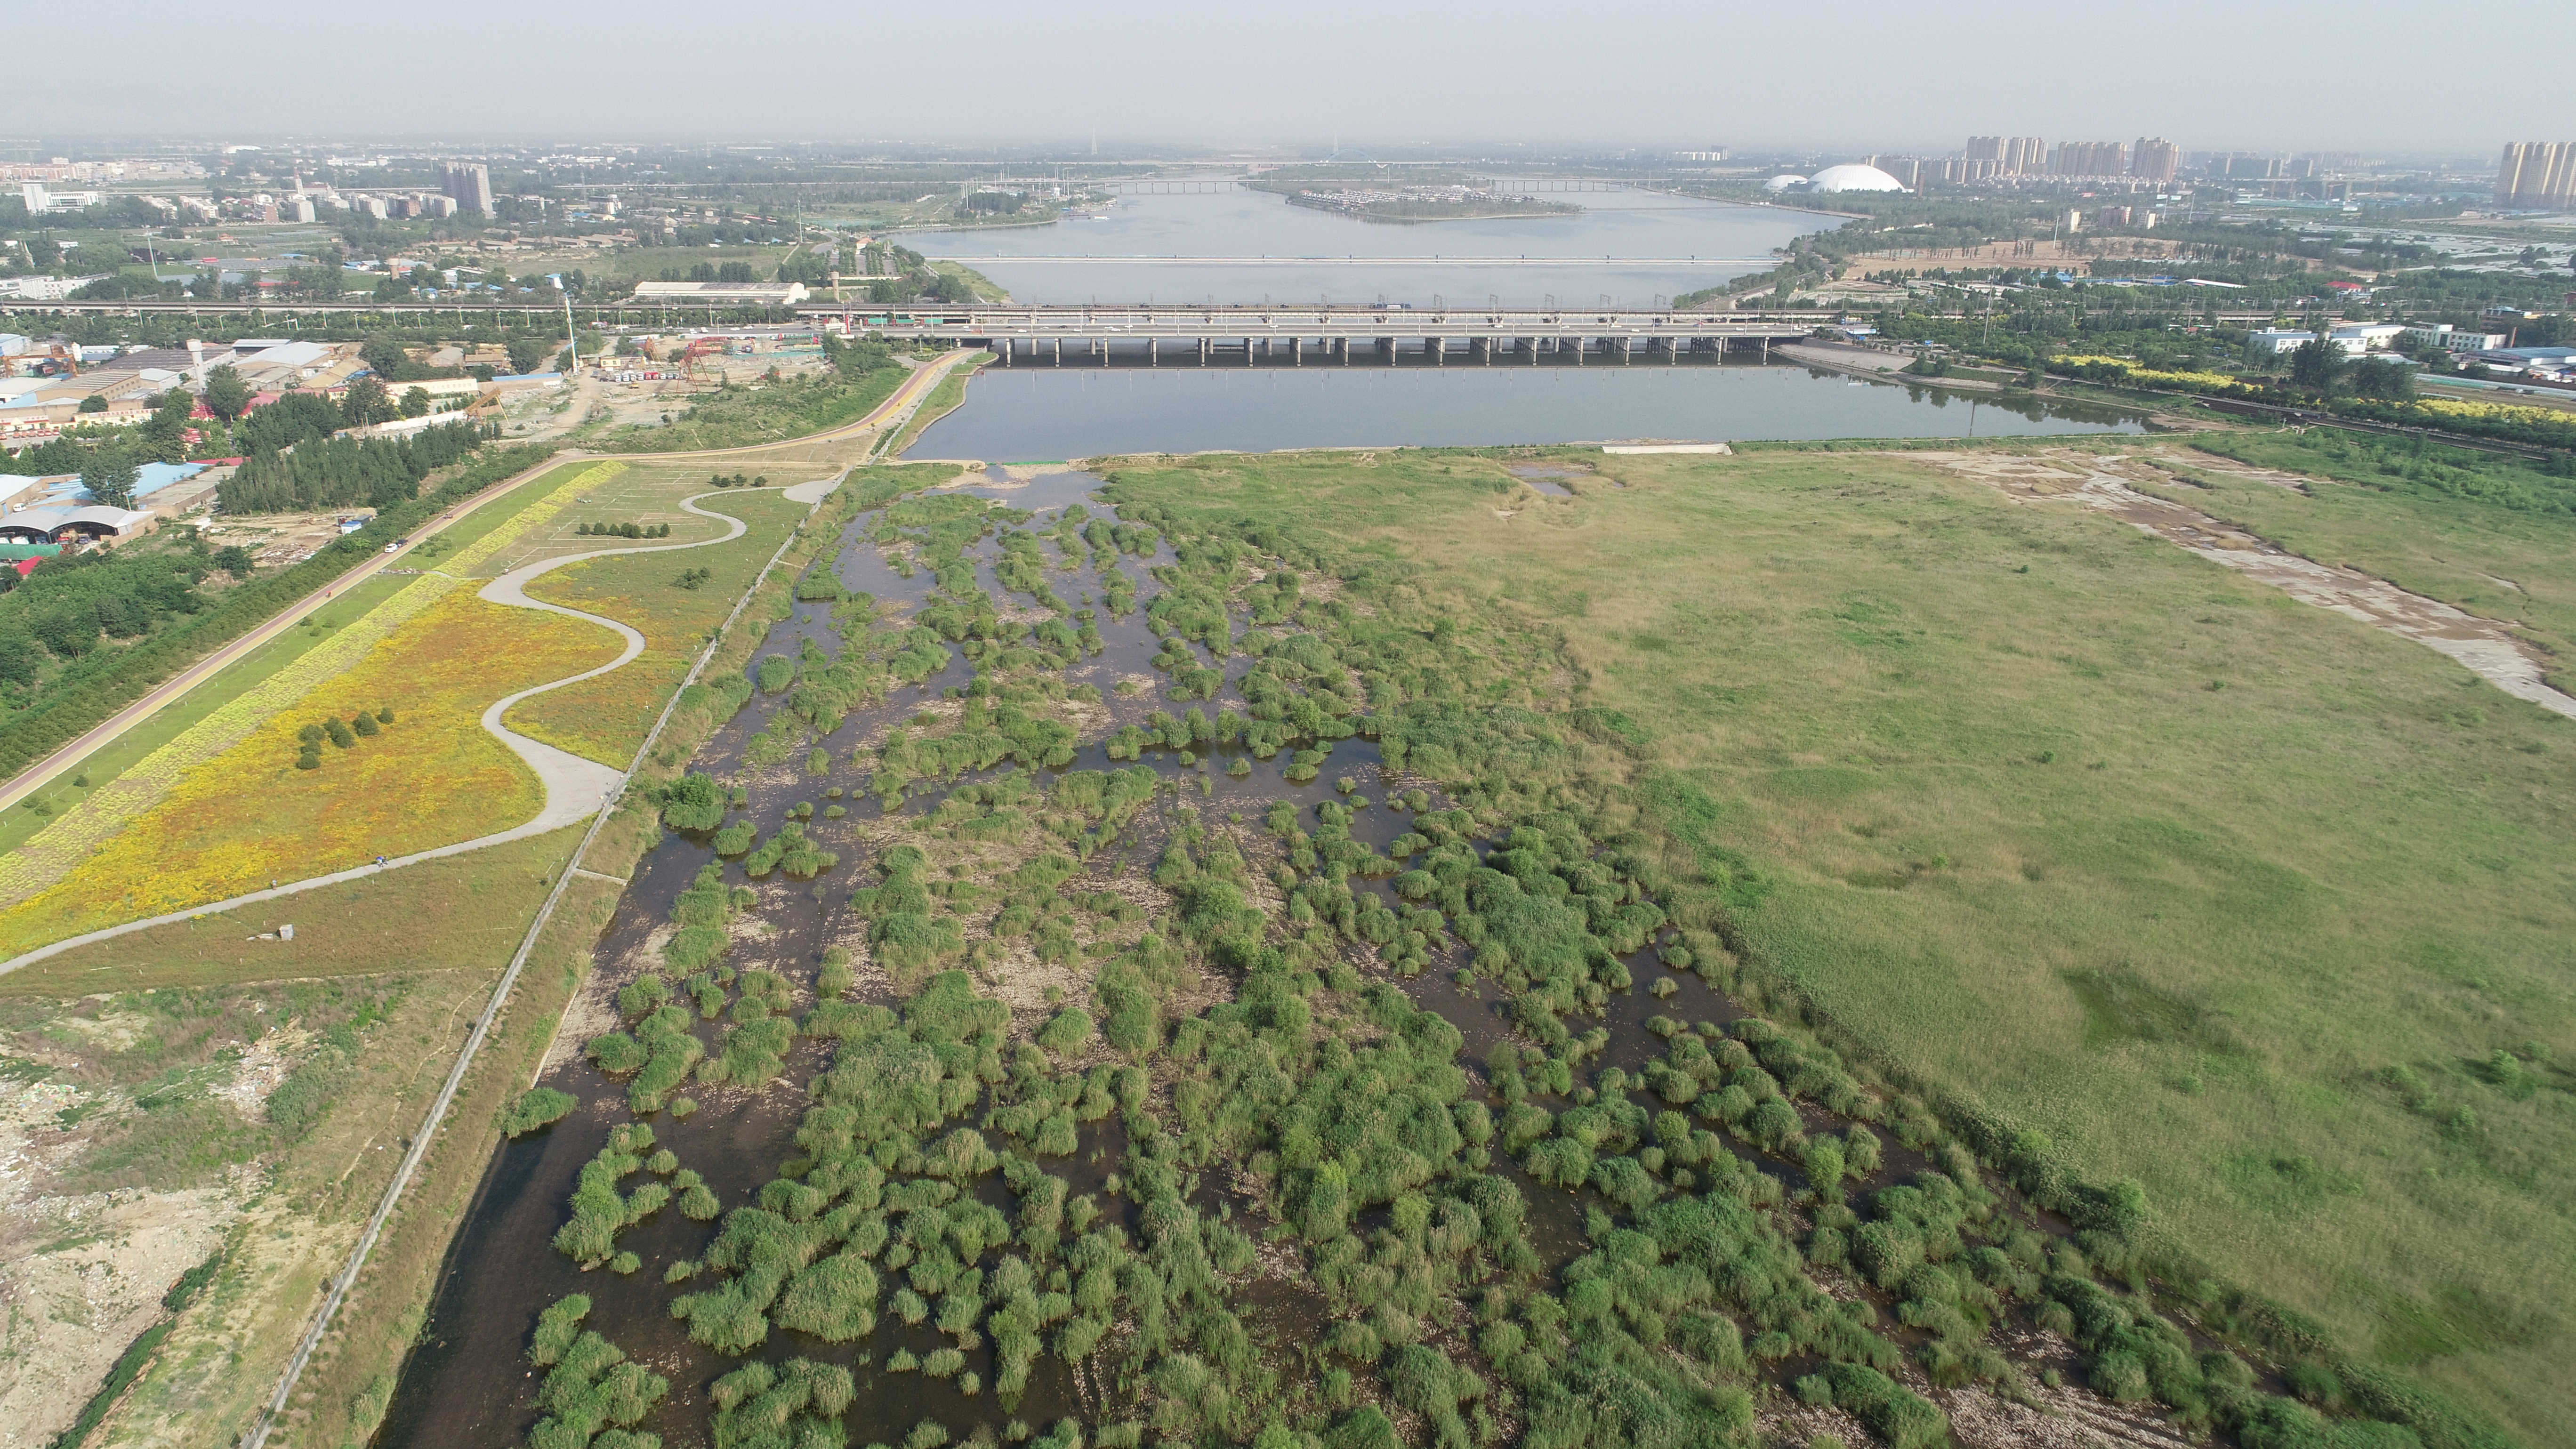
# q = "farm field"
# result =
<box><xmin>1100</xmin><ymin>442</ymin><xmax>2576</xmax><ymax>1444</ymax></box>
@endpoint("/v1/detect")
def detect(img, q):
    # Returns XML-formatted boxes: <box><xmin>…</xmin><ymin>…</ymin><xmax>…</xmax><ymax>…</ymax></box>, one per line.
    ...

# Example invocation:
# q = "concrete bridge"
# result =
<box><xmin>800</xmin><ymin>304</ymin><xmax>1827</xmax><ymax>367</ymax></box>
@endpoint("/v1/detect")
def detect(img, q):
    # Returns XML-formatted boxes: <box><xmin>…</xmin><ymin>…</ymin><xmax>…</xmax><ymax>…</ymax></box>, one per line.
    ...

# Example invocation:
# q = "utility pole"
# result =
<box><xmin>563</xmin><ymin>287</ymin><xmax>578</xmax><ymax>374</ymax></box>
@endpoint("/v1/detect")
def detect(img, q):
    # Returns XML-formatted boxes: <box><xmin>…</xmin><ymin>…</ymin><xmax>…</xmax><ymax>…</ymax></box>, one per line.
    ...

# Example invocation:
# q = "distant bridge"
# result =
<box><xmin>799</xmin><ymin>304</ymin><xmax>1829</xmax><ymax>367</ymax></box>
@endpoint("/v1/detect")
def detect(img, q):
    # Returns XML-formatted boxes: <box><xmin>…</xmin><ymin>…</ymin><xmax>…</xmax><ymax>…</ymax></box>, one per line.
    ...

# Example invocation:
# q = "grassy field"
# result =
<box><xmin>2170</xmin><ymin>431</ymin><xmax>2576</xmax><ymax>682</ymax></box>
<box><xmin>0</xmin><ymin>573</ymin><xmax>413</xmax><ymax>857</ymax></box>
<box><xmin>1105</xmin><ymin>443</ymin><xmax>2576</xmax><ymax>1443</ymax></box>
<box><xmin>597</xmin><ymin>362</ymin><xmax>910</xmax><ymax>454</ymax></box>
<box><xmin>0</xmin><ymin>827</ymin><xmax>578</xmax><ymax>996</ymax></box>
<box><xmin>0</xmin><ymin>822</ymin><xmax>584</xmax><ymax>1448</ymax></box>
<box><xmin>0</xmin><ymin>590</ymin><xmax>618</xmax><ymax>956</ymax></box>
<box><xmin>506</xmin><ymin>488</ymin><xmax>808</xmax><ymax>763</ymax></box>
<box><xmin>453</xmin><ymin>459</ymin><xmax>733</xmax><ymax>580</ymax></box>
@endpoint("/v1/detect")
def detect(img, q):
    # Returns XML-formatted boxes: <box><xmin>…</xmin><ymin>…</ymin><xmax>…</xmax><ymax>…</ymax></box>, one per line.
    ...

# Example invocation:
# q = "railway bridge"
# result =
<box><xmin>797</xmin><ymin>304</ymin><xmax>1829</xmax><ymax>367</ymax></box>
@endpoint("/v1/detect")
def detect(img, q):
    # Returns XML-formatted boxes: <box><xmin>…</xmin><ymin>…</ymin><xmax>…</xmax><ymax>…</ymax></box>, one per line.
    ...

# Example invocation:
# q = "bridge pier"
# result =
<box><xmin>1572</xmin><ymin>337</ymin><xmax>1584</xmax><ymax>365</ymax></box>
<box><xmin>1148</xmin><ymin>337</ymin><xmax>1158</xmax><ymax>367</ymax></box>
<box><xmin>1429</xmin><ymin>336</ymin><xmax>1445</xmax><ymax>366</ymax></box>
<box><xmin>1376</xmin><ymin>337</ymin><xmax>1393</xmax><ymax>364</ymax></box>
<box><xmin>1199</xmin><ymin>337</ymin><xmax>1210</xmax><ymax>366</ymax></box>
<box><xmin>1051</xmin><ymin>338</ymin><xmax>1062</xmax><ymax>366</ymax></box>
<box><xmin>1245</xmin><ymin>337</ymin><xmax>1255</xmax><ymax>366</ymax></box>
<box><xmin>999</xmin><ymin>338</ymin><xmax>1013</xmax><ymax>366</ymax></box>
<box><xmin>1619</xmin><ymin>336</ymin><xmax>1634</xmax><ymax>365</ymax></box>
<box><xmin>1291</xmin><ymin>336</ymin><xmax>1302</xmax><ymax>366</ymax></box>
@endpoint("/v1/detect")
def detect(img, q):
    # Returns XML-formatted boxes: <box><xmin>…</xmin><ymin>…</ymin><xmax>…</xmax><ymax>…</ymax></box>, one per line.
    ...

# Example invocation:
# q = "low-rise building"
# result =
<box><xmin>2398</xmin><ymin>324</ymin><xmax>2511</xmax><ymax>354</ymax></box>
<box><xmin>0</xmin><ymin>504</ymin><xmax>155</xmax><ymax>543</ymax></box>
<box><xmin>629</xmin><ymin>280</ymin><xmax>810</xmax><ymax>307</ymax></box>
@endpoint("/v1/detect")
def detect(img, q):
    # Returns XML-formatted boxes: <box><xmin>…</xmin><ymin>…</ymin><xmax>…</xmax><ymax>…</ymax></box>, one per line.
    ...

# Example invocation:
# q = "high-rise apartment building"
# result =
<box><xmin>443</xmin><ymin>161</ymin><xmax>494</xmax><ymax>215</ymax></box>
<box><xmin>1965</xmin><ymin>137</ymin><xmax>2048</xmax><ymax>176</ymax></box>
<box><xmin>2495</xmin><ymin>143</ymin><xmax>2576</xmax><ymax>208</ymax></box>
<box><xmin>2131</xmin><ymin>137</ymin><xmax>2180</xmax><ymax>185</ymax></box>
<box><xmin>2050</xmin><ymin>141</ymin><xmax>2126</xmax><ymax>177</ymax></box>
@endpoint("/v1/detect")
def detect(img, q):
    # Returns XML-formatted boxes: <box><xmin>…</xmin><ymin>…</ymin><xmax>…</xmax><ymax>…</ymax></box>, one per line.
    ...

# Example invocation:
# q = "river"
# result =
<box><xmin>902</xmin><ymin>185</ymin><xmax>1825</xmax><ymax>308</ymax></box>
<box><xmin>905</xmin><ymin>365</ymin><xmax>2146</xmax><ymax>460</ymax></box>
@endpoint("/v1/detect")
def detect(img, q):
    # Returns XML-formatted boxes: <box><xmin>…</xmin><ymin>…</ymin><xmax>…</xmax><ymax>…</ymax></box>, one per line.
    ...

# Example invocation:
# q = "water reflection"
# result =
<box><xmin>908</xmin><ymin>364</ymin><xmax>2144</xmax><ymax>460</ymax></box>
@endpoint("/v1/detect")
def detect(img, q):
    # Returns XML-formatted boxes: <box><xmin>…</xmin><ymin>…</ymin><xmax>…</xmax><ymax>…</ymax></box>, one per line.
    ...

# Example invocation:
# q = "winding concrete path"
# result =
<box><xmin>0</xmin><ymin>483</ymin><xmax>817</xmax><ymax>978</ymax></box>
<box><xmin>0</xmin><ymin>449</ymin><xmax>580</xmax><ymax>816</ymax></box>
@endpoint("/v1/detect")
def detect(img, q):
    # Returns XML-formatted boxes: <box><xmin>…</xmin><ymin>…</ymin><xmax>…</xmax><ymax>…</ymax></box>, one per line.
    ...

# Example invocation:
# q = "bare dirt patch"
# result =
<box><xmin>1918</xmin><ymin>447</ymin><xmax>2576</xmax><ymax>719</ymax></box>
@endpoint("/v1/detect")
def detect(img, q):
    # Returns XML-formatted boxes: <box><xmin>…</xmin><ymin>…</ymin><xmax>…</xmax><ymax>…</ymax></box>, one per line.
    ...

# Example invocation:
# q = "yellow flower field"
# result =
<box><xmin>2414</xmin><ymin>396</ymin><xmax>2574</xmax><ymax>427</ymax></box>
<box><xmin>2054</xmin><ymin>355</ymin><xmax>2244</xmax><ymax>390</ymax></box>
<box><xmin>0</xmin><ymin>458</ymin><xmax>627</xmax><ymax>914</ymax></box>
<box><xmin>0</xmin><ymin>591</ymin><xmax>620</xmax><ymax>957</ymax></box>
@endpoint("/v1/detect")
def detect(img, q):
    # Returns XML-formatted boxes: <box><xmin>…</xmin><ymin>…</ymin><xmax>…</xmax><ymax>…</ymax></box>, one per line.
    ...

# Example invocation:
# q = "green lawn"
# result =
<box><xmin>1105</xmin><ymin>444</ymin><xmax>2576</xmax><ymax>1444</ymax></box>
<box><xmin>0</xmin><ymin>572</ymin><xmax>413</xmax><ymax>857</ymax></box>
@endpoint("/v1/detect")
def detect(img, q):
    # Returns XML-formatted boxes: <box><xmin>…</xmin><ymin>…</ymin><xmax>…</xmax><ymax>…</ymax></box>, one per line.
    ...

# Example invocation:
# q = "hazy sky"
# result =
<box><xmin>11</xmin><ymin>0</ymin><xmax>2561</xmax><ymax>156</ymax></box>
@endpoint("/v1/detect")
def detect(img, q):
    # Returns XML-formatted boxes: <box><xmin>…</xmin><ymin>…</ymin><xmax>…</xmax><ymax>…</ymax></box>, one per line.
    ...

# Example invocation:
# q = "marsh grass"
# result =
<box><xmin>1102</xmin><ymin>443</ymin><xmax>2576</xmax><ymax>1442</ymax></box>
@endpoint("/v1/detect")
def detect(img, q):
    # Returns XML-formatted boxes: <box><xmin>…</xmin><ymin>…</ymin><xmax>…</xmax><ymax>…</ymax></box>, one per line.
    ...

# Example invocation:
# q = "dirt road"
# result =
<box><xmin>1924</xmin><ymin>447</ymin><xmax>2576</xmax><ymax>719</ymax></box>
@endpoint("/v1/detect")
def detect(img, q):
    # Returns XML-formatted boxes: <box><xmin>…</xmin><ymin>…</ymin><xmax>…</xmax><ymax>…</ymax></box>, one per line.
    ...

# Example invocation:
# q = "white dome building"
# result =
<box><xmin>1805</xmin><ymin>163</ymin><xmax>1909</xmax><ymax>193</ymax></box>
<box><xmin>1762</xmin><ymin>174</ymin><xmax>1809</xmax><ymax>193</ymax></box>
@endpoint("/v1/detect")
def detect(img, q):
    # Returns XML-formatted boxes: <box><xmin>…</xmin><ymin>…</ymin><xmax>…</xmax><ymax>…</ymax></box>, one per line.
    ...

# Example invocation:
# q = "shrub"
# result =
<box><xmin>1037</xmin><ymin>1007</ymin><xmax>1095</xmax><ymax>1058</ymax></box>
<box><xmin>661</xmin><ymin>773</ymin><xmax>727</xmax><ymax>832</ymax></box>
<box><xmin>501</xmin><ymin>1087</ymin><xmax>578</xmax><ymax>1137</ymax></box>
<box><xmin>1818</xmin><ymin>1363</ymin><xmax>1945</xmax><ymax>1449</ymax></box>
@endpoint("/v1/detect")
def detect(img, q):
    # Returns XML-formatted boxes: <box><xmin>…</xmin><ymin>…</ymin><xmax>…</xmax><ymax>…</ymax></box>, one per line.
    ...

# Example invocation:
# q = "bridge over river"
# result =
<box><xmin>799</xmin><ymin>304</ymin><xmax>1828</xmax><ymax>367</ymax></box>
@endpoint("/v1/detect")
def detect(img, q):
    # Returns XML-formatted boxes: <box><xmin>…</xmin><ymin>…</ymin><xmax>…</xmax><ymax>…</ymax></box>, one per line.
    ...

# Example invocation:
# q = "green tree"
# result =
<box><xmin>360</xmin><ymin>337</ymin><xmax>415</xmax><ymax>380</ymax></box>
<box><xmin>81</xmin><ymin>451</ymin><xmax>139</xmax><ymax>509</ymax></box>
<box><xmin>504</xmin><ymin>335</ymin><xmax>549</xmax><ymax>374</ymax></box>
<box><xmin>2288</xmin><ymin>336</ymin><xmax>2343</xmax><ymax>392</ymax></box>
<box><xmin>399</xmin><ymin>385</ymin><xmax>432</xmax><ymax>419</ymax></box>
<box><xmin>202</xmin><ymin>363</ymin><xmax>252</xmax><ymax>423</ymax></box>
<box><xmin>2348</xmin><ymin>357</ymin><xmax>2415</xmax><ymax>400</ymax></box>
<box><xmin>341</xmin><ymin>375</ymin><xmax>394</xmax><ymax>427</ymax></box>
<box><xmin>76</xmin><ymin>394</ymin><xmax>107</xmax><ymax>414</ymax></box>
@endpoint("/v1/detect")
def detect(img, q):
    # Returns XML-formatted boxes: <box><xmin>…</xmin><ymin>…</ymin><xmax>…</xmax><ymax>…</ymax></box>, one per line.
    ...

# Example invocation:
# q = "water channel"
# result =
<box><xmin>903</xmin><ymin>185</ymin><xmax>1828</xmax><ymax>308</ymax></box>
